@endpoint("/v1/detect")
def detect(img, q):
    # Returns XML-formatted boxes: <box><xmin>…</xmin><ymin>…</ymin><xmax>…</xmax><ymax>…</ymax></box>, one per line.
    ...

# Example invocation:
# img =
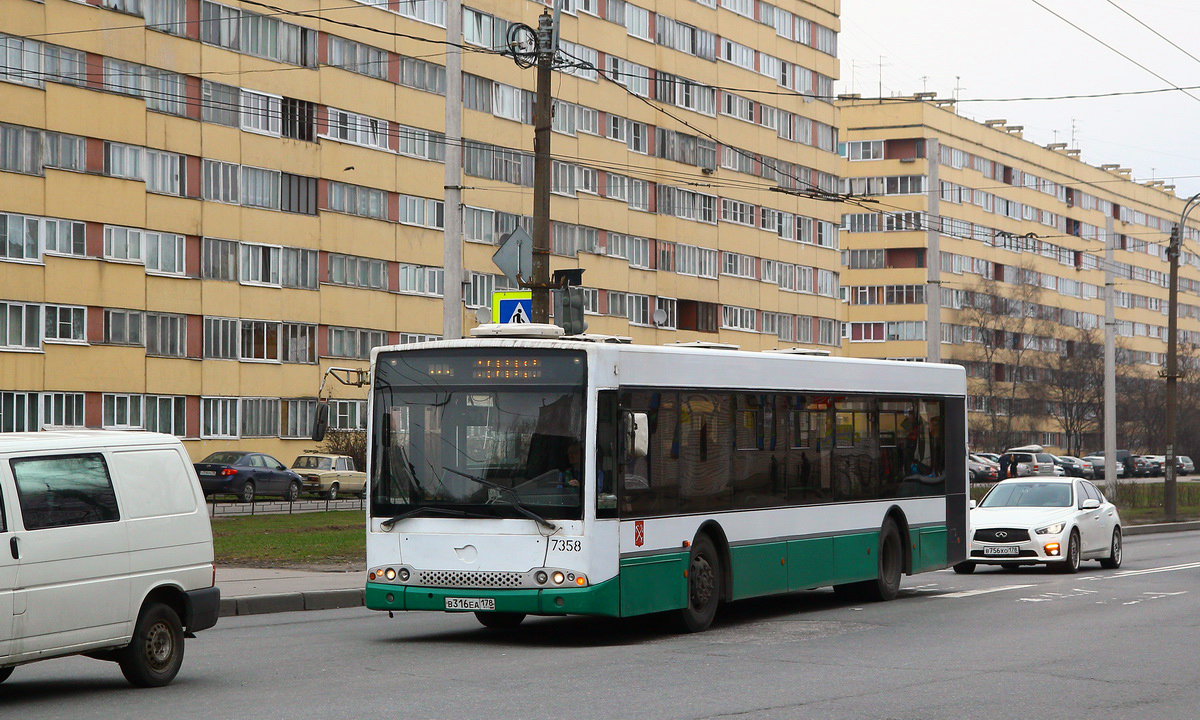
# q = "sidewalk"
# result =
<box><xmin>218</xmin><ymin>567</ymin><xmax>364</xmax><ymax>617</ymax></box>
<box><xmin>215</xmin><ymin>520</ymin><xmax>1200</xmax><ymax>618</ymax></box>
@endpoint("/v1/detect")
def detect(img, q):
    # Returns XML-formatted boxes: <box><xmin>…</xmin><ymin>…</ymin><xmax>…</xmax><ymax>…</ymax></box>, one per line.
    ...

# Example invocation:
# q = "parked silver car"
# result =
<box><xmin>1000</xmin><ymin>445</ymin><xmax>1058</xmax><ymax>477</ymax></box>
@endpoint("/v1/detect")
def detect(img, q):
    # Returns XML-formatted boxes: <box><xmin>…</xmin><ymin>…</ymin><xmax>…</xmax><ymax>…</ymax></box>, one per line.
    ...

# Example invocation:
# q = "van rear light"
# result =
<box><xmin>220</xmin><ymin>468</ymin><xmax>238</xmax><ymax>476</ymax></box>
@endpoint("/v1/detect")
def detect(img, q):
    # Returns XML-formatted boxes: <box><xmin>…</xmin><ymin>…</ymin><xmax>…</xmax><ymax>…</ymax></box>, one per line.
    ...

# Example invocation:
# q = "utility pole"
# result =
<box><xmin>1164</xmin><ymin>192</ymin><xmax>1200</xmax><ymax>521</ymax></box>
<box><xmin>442</xmin><ymin>0</ymin><xmax>464</xmax><ymax>338</ymax></box>
<box><xmin>1104</xmin><ymin>217</ymin><xmax>1116</xmax><ymax>496</ymax></box>
<box><xmin>529</xmin><ymin>11</ymin><xmax>555</xmax><ymax>323</ymax></box>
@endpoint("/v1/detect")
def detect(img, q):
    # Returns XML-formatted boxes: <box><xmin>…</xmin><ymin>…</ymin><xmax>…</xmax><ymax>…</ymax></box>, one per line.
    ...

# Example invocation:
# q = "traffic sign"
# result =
<box><xmin>491</xmin><ymin>228</ymin><xmax>533</xmax><ymax>287</ymax></box>
<box><xmin>492</xmin><ymin>291</ymin><xmax>533</xmax><ymax>324</ymax></box>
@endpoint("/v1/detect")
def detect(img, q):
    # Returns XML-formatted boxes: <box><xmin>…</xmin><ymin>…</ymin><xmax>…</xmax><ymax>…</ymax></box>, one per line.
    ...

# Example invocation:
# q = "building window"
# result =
<box><xmin>282</xmin><ymin>398</ymin><xmax>316</xmax><ymax>438</ymax></box>
<box><xmin>240</xmin><ymin>166</ymin><xmax>281</xmax><ymax>209</ymax></box>
<box><xmin>240</xmin><ymin>319</ymin><xmax>280</xmax><ymax>361</ymax></box>
<box><xmin>103</xmin><ymin>309</ymin><xmax>143</xmax><ymax>345</ymax></box>
<box><xmin>239</xmin><ymin>89</ymin><xmax>281</xmax><ymax>136</ymax></box>
<box><xmin>103</xmin><ymin>393</ymin><xmax>143</xmax><ymax>429</ymax></box>
<box><xmin>201</xmin><ymin>396</ymin><xmax>239</xmax><ymax>439</ymax></box>
<box><xmin>39</xmin><ymin>216</ymin><xmax>86</xmax><ymax>257</ymax></box>
<box><xmin>281</xmin><ymin>247</ymin><xmax>318</xmax><ymax>289</ymax></box>
<box><xmin>721</xmin><ymin>305</ymin><xmax>756</xmax><ymax>331</ymax></box>
<box><xmin>240</xmin><ymin>242</ymin><xmax>281</xmax><ymax>285</ymax></box>
<box><xmin>240</xmin><ymin>397</ymin><xmax>280</xmax><ymax>438</ymax></box>
<box><xmin>103</xmin><ymin>225</ymin><xmax>143</xmax><ymax>263</ymax></box>
<box><xmin>144</xmin><ymin>231</ymin><xmax>185</xmax><ymax>274</ymax></box>
<box><xmin>327</xmin><ymin>181</ymin><xmax>387</xmax><ymax>219</ymax></box>
<box><xmin>0</xmin><ymin>391</ymin><xmax>39</xmax><ymax>432</ymax></box>
<box><xmin>281</xmin><ymin>322</ymin><xmax>316</xmax><ymax>363</ymax></box>
<box><xmin>43</xmin><ymin>305</ymin><xmax>85</xmax><ymax>343</ymax></box>
<box><xmin>281</xmin><ymin>173</ymin><xmax>317</xmax><ymax>215</ymax></box>
<box><xmin>398</xmin><ymin>195</ymin><xmax>445</xmax><ymax>228</ymax></box>
<box><xmin>1</xmin><ymin>302</ymin><xmax>41</xmax><ymax>350</ymax></box>
<box><xmin>627</xmin><ymin>294</ymin><xmax>651</xmax><ymax>325</ymax></box>
<box><xmin>146</xmin><ymin>150</ymin><xmax>184</xmax><ymax>196</ymax></box>
<box><xmin>203</xmin><ymin>316</ymin><xmax>239</xmax><ymax>359</ymax></box>
<box><xmin>397</xmin><ymin>264</ymin><xmax>444</xmax><ymax>296</ymax></box>
<box><xmin>104</xmin><ymin>143</ymin><xmax>144</xmax><ymax>180</ymax></box>
<box><xmin>655</xmin><ymin>297</ymin><xmax>676</xmax><ymax>329</ymax></box>
<box><xmin>329</xmin><ymin>254</ymin><xmax>388</xmax><ymax>290</ymax></box>
<box><xmin>145</xmin><ymin>395</ymin><xmax>187</xmax><ymax>435</ymax></box>
<box><xmin>330</xmin><ymin>399</ymin><xmax>366</xmax><ymax>430</ymax></box>
<box><xmin>201</xmin><ymin>81</ymin><xmax>240</xmax><ymax>126</ymax></box>
<box><xmin>281</xmin><ymin>97</ymin><xmax>315</xmax><ymax>141</ymax></box>
<box><xmin>328</xmin><ymin>326</ymin><xmax>386</xmax><ymax>359</ymax></box>
<box><xmin>202</xmin><ymin>237</ymin><xmax>239</xmax><ymax>280</ymax></box>
<box><xmin>42</xmin><ymin>392</ymin><xmax>85</xmax><ymax>428</ymax></box>
<box><xmin>145</xmin><ymin>312</ymin><xmax>186</xmax><ymax>356</ymax></box>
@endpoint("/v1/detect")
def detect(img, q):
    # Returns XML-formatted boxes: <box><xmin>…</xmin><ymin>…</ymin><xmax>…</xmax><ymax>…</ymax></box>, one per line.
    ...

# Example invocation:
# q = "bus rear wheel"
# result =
<box><xmin>834</xmin><ymin>519</ymin><xmax>903</xmax><ymax>602</ymax></box>
<box><xmin>674</xmin><ymin>534</ymin><xmax>721</xmax><ymax>633</ymax></box>
<box><xmin>475</xmin><ymin>612</ymin><xmax>525</xmax><ymax>629</ymax></box>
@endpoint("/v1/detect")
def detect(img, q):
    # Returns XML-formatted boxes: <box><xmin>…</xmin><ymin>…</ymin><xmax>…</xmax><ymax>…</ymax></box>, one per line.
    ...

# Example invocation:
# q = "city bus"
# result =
<box><xmin>359</xmin><ymin>327</ymin><xmax>967</xmax><ymax>632</ymax></box>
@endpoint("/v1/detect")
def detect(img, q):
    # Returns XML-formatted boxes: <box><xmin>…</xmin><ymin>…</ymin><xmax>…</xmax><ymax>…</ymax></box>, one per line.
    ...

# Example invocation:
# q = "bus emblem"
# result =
<box><xmin>635</xmin><ymin>521</ymin><xmax>644</xmax><ymax>547</ymax></box>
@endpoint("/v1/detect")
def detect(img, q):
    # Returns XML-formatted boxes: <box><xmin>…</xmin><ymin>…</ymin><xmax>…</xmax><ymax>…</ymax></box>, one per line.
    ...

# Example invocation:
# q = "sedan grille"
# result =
<box><xmin>415</xmin><ymin>570</ymin><xmax>524</xmax><ymax>589</ymax></box>
<box><xmin>974</xmin><ymin>528</ymin><xmax>1031</xmax><ymax>543</ymax></box>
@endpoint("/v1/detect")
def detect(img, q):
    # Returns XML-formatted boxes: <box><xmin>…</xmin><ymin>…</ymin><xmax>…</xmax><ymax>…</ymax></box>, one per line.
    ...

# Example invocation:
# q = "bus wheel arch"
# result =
<box><xmin>694</xmin><ymin>521</ymin><xmax>732</xmax><ymax>604</ymax></box>
<box><xmin>883</xmin><ymin>507</ymin><xmax>913</xmax><ymax>576</ymax></box>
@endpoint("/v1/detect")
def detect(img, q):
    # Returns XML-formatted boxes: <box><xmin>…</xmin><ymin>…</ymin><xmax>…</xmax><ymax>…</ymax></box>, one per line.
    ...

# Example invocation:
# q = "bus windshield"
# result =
<box><xmin>371</xmin><ymin>349</ymin><xmax>587</xmax><ymax>521</ymax></box>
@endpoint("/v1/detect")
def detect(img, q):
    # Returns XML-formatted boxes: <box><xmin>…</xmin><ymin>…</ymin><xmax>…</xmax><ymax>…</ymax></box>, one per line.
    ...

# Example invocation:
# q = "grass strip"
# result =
<box><xmin>211</xmin><ymin>510</ymin><xmax>364</xmax><ymax>566</ymax></box>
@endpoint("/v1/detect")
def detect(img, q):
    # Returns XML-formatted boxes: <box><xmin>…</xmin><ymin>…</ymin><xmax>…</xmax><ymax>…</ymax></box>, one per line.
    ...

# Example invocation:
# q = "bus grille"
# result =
<box><xmin>417</xmin><ymin>570</ymin><xmax>524</xmax><ymax>589</ymax></box>
<box><xmin>974</xmin><ymin>528</ymin><xmax>1031</xmax><ymax>543</ymax></box>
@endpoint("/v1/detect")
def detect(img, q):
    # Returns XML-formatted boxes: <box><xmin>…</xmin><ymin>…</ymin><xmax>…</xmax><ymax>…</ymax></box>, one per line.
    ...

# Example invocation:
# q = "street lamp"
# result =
<box><xmin>1164</xmin><ymin>191</ymin><xmax>1200</xmax><ymax>522</ymax></box>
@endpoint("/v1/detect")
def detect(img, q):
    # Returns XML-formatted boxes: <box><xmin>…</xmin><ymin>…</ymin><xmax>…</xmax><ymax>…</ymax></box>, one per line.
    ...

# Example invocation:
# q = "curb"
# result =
<box><xmin>217</xmin><ymin>522</ymin><xmax>1200</xmax><ymax>617</ymax></box>
<box><xmin>219</xmin><ymin>588</ymin><xmax>365</xmax><ymax>617</ymax></box>
<box><xmin>1124</xmin><ymin>520</ymin><xmax>1200</xmax><ymax>536</ymax></box>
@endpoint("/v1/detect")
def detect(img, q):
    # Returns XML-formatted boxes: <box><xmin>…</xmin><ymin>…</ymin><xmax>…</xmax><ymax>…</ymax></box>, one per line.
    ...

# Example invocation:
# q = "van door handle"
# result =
<box><xmin>9</xmin><ymin>537</ymin><xmax>18</xmax><ymax>560</ymax></box>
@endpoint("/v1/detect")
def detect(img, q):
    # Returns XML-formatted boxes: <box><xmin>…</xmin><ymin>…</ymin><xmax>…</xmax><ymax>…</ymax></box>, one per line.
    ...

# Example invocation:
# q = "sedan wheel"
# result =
<box><xmin>1100</xmin><ymin>527</ymin><xmax>1123</xmax><ymax>569</ymax></box>
<box><xmin>285</xmin><ymin>481</ymin><xmax>300</xmax><ymax>503</ymax></box>
<box><xmin>327</xmin><ymin>483</ymin><xmax>339</xmax><ymax>501</ymax></box>
<box><xmin>1058</xmin><ymin>531</ymin><xmax>1081</xmax><ymax>574</ymax></box>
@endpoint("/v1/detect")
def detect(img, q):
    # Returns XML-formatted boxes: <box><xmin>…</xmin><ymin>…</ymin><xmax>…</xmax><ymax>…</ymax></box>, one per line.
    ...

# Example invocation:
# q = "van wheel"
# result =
<box><xmin>238</xmin><ymin>481</ymin><xmax>256</xmax><ymax>503</ymax></box>
<box><xmin>285</xmin><ymin>481</ymin><xmax>300</xmax><ymax>503</ymax></box>
<box><xmin>118</xmin><ymin>603</ymin><xmax>185</xmax><ymax>688</ymax></box>
<box><xmin>0</xmin><ymin>667</ymin><xmax>12</xmax><ymax>684</ymax></box>
<box><xmin>326</xmin><ymin>483</ymin><xmax>339</xmax><ymax>501</ymax></box>
<box><xmin>673</xmin><ymin>534</ymin><xmax>721</xmax><ymax>633</ymax></box>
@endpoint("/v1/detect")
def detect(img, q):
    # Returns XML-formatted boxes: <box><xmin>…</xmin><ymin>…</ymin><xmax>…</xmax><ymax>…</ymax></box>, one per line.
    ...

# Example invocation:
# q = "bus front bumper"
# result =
<box><xmin>366</xmin><ymin>576</ymin><xmax>620</xmax><ymax>617</ymax></box>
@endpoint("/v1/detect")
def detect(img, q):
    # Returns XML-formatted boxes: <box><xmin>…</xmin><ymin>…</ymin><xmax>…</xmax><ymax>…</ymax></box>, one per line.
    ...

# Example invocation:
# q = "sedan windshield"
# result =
<box><xmin>981</xmin><ymin>482</ymin><xmax>1072</xmax><ymax>508</ymax></box>
<box><xmin>371</xmin><ymin>349</ymin><xmax>587</xmax><ymax>521</ymax></box>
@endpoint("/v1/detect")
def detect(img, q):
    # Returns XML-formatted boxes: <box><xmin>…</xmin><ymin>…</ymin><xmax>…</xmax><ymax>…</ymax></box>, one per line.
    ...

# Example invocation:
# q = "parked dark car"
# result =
<box><xmin>195</xmin><ymin>451</ymin><xmax>303</xmax><ymax>502</ymax></box>
<box><xmin>1087</xmin><ymin>449</ymin><xmax>1142</xmax><ymax>478</ymax></box>
<box><xmin>1054</xmin><ymin>455</ymin><xmax>1092</xmax><ymax>478</ymax></box>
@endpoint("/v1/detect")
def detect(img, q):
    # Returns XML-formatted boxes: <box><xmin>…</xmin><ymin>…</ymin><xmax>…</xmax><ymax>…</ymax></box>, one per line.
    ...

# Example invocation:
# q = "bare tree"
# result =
<box><xmin>954</xmin><ymin>260</ymin><xmax>1056</xmax><ymax>451</ymax></box>
<box><xmin>1039</xmin><ymin>327</ymin><xmax>1105</xmax><ymax>457</ymax></box>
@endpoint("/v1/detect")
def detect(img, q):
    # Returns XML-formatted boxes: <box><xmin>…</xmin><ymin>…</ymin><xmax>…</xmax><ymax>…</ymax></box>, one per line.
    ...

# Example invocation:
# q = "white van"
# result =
<box><xmin>0</xmin><ymin>431</ymin><xmax>219</xmax><ymax>687</ymax></box>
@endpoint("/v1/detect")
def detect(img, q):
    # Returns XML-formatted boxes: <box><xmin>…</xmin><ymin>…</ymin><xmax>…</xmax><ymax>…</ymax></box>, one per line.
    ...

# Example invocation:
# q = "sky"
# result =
<box><xmin>837</xmin><ymin>0</ymin><xmax>1200</xmax><ymax>201</ymax></box>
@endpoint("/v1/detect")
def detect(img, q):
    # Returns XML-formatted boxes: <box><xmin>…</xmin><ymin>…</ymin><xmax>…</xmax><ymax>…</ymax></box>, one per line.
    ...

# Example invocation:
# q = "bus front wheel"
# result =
<box><xmin>475</xmin><ymin>612</ymin><xmax>525</xmax><ymax>629</ymax></box>
<box><xmin>674</xmin><ymin>534</ymin><xmax>721</xmax><ymax>633</ymax></box>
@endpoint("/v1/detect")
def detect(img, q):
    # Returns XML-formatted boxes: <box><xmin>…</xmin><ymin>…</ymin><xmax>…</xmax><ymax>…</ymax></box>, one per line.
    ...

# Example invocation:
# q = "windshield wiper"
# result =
<box><xmin>379</xmin><ymin>505</ymin><xmax>471</xmax><ymax>530</ymax></box>
<box><xmin>442</xmin><ymin>467</ymin><xmax>558</xmax><ymax>531</ymax></box>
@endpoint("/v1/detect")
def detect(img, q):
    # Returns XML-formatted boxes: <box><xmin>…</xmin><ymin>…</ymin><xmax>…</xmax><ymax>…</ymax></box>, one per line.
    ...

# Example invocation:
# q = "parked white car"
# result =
<box><xmin>955</xmin><ymin>477</ymin><xmax>1122</xmax><ymax>574</ymax></box>
<box><xmin>0</xmin><ymin>431</ymin><xmax>219</xmax><ymax>686</ymax></box>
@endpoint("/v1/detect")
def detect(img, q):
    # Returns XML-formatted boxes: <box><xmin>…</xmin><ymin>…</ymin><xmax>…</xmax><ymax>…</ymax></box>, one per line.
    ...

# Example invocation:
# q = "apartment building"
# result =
<box><xmin>838</xmin><ymin>98</ymin><xmax>1200</xmax><ymax>452</ymax></box>
<box><xmin>0</xmin><ymin>0</ymin><xmax>845</xmax><ymax>458</ymax></box>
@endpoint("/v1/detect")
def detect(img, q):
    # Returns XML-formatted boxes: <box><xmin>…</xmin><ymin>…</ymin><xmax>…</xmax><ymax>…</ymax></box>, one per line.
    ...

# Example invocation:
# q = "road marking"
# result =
<box><xmin>936</xmin><ymin>584</ymin><xmax>1035</xmax><ymax>598</ymax></box>
<box><xmin>1112</xmin><ymin>561</ymin><xmax>1200</xmax><ymax>578</ymax></box>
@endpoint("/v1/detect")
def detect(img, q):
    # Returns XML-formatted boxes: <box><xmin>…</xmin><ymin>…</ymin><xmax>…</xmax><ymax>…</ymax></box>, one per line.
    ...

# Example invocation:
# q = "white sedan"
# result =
<box><xmin>955</xmin><ymin>477</ymin><xmax>1122</xmax><ymax>574</ymax></box>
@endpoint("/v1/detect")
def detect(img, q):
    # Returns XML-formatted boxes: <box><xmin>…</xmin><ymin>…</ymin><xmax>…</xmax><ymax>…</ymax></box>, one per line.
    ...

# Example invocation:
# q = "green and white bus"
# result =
<box><xmin>360</xmin><ymin>329</ymin><xmax>967</xmax><ymax>631</ymax></box>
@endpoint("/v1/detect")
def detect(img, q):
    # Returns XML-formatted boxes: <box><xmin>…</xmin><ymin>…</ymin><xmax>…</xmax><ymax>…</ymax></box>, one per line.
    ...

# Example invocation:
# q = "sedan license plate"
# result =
<box><xmin>983</xmin><ymin>545</ymin><xmax>1019</xmax><ymax>556</ymax></box>
<box><xmin>445</xmin><ymin>597</ymin><xmax>495</xmax><ymax>611</ymax></box>
<box><xmin>199</xmin><ymin>471</ymin><xmax>216</xmax><ymax>476</ymax></box>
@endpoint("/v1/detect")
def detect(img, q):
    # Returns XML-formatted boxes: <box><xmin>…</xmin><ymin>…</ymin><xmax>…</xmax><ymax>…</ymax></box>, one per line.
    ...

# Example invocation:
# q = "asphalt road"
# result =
<box><xmin>4</xmin><ymin>532</ymin><xmax>1199</xmax><ymax>720</ymax></box>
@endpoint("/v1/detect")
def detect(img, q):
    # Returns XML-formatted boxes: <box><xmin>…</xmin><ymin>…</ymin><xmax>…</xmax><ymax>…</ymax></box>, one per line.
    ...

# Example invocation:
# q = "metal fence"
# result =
<box><xmin>207</xmin><ymin>495</ymin><xmax>366</xmax><ymax>517</ymax></box>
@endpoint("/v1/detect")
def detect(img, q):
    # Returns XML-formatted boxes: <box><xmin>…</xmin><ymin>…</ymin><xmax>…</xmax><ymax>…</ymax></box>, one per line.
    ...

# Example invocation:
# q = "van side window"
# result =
<box><xmin>0</xmin><ymin>488</ymin><xmax>6</xmax><ymax>532</ymax></box>
<box><xmin>10</xmin><ymin>454</ymin><xmax>121</xmax><ymax>530</ymax></box>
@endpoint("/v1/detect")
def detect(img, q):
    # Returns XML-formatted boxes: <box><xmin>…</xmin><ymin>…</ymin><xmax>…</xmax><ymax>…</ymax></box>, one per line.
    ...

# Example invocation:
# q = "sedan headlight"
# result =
<box><xmin>1035</xmin><ymin>522</ymin><xmax>1066</xmax><ymax>535</ymax></box>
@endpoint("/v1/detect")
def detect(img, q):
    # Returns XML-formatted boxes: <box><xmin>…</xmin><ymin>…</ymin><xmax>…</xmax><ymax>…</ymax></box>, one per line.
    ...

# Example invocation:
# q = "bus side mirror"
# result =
<box><xmin>624</xmin><ymin>411</ymin><xmax>648</xmax><ymax>459</ymax></box>
<box><xmin>311</xmin><ymin>401</ymin><xmax>330</xmax><ymax>442</ymax></box>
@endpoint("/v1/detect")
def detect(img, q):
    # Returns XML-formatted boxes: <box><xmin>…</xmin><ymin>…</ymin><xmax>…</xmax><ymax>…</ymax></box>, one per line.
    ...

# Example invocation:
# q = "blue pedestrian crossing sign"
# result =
<box><xmin>492</xmin><ymin>291</ymin><xmax>533</xmax><ymax>324</ymax></box>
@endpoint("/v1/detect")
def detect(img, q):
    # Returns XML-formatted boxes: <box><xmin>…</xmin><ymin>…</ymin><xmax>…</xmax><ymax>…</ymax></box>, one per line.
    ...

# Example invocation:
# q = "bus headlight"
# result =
<box><xmin>552</xmin><ymin>571</ymin><xmax>565</xmax><ymax>585</ymax></box>
<box><xmin>385</xmin><ymin>568</ymin><xmax>397</xmax><ymax>581</ymax></box>
<box><xmin>535</xmin><ymin>571</ymin><xmax>548</xmax><ymax>585</ymax></box>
